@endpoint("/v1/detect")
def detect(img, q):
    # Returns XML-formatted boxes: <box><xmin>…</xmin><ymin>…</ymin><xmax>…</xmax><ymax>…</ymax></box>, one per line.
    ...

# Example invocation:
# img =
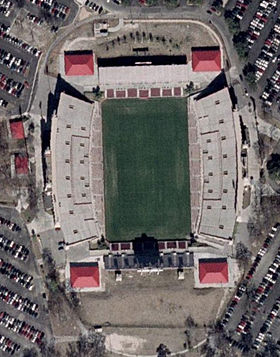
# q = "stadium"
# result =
<box><xmin>50</xmin><ymin>45</ymin><xmax>238</xmax><ymax>290</ymax></box>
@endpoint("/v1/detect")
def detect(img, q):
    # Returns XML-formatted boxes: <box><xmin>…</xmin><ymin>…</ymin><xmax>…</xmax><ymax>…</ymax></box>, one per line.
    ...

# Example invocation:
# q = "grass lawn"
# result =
<box><xmin>102</xmin><ymin>98</ymin><xmax>190</xmax><ymax>242</ymax></box>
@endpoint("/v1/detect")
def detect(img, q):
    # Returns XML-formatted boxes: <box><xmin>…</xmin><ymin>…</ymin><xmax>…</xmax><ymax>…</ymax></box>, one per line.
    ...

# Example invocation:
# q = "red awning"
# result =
<box><xmin>10</xmin><ymin>120</ymin><xmax>24</xmax><ymax>139</ymax></box>
<box><xmin>70</xmin><ymin>262</ymin><xmax>100</xmax><ymax>288</ymax></box>
<box><xmin>15</xmin><ymin>154</ymin><xmax>28</xmax><ymax>175</ymax></box>
<box><xmin>199</xmin><ymin>259</ymin><xmax>228</xmax><ymax>284</ymax></box>
<box><xmin>64</xmin><ymin>52</ymin><xmax>94</xmax><ymax>76</ymax></box>
<box><xmin>192</xmin><ymin>48</ymin><xmax>221</xmax><ymax>72</ymax></box>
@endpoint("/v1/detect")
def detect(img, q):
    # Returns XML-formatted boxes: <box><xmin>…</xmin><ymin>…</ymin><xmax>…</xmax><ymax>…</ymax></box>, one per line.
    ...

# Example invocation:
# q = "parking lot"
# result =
<box><xmin>221</xmin><ymin>223</ymin><xmax>280</xmax><ymax>354</ymax></box>
<box><xmin>0</xmin><ymin>206</ymin><xmax>50</xmax><ymax>356</ymax></box>
<box><xmin>226</xmin><ymin>0</ymin><xmax>280</xmax><ymax>115</ymax></box>
<box><xmin>0</xmin><ymin>0</ymin><xmax>78</xmax><ymax>115</ymax></box>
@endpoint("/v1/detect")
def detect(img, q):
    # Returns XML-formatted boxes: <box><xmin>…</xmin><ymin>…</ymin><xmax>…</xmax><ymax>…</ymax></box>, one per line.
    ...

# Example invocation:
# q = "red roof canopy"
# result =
<box><xmin>10</xmin><ymin>120</ymin><xmax>25</xmax><ymax>139</ymax></box>
<box><xmin>199</xmin><ymin>259</ymin><xmax>228</xmax><ymax>284</ymax></box>
<box><xmin>15</xmin><ymin>154</ymin><xmax>28</xmax><ymax>175</ymax></box>
<box><xmin>192</xmin><ymin>48</ymin><xmax>221</xmax><ymax>72</ymax></box>
<box><xmin>70</xmin><ymin>262</ymin><xmax>100</xmax><ymax>288</ymax></box>
<box><xmin>64</xmin><ymin>52</ymin><xmax>94</xmax><ymax>76</ymax></box>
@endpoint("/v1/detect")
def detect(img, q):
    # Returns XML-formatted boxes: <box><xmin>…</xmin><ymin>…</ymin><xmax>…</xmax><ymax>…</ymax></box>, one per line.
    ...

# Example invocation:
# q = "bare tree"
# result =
<box><xmin>236</xmin><ymin>242</ymin><xmax>251</xmax><ymax>264</ymax></box>
<box><xmin>74</xmin><ymin>332</ymin><xmax>105</xmax><ymax>357</ymax></box>
<box><xmin>156</xmin><ymin>344</ymin><xmax>171</xmax><ymax>357</ymax></box>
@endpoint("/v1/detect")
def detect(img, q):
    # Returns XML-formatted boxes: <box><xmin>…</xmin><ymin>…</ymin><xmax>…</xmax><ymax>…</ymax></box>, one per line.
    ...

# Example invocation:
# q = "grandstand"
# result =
<box><xmin>51</xmin><ymin>93</ymin><xmax>104</xmax><ymax>245</ymax></box>
<box><xmin>191</xmin><ymin>87</ymin><xmax>237</xmax><ymax>239</ymax></box>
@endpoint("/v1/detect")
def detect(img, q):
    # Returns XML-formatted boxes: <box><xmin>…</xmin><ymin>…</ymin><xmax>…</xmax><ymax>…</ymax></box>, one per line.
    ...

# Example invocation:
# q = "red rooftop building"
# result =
<box><xmin>10</xmin><ymin>119</ymin><xmax>25</xmax><ymax>139</ymax></box>
<box><xmin>64</xmin><ymin>51</ymin><xmax>94</xmax><ymax>76</ymax></box>
<box><xmin>199</xmin><ymin>258</ymin><xmax>228</xmax><ymax>284</ymax></box>
<box><xmin>15</xmin><ymin>153</ymin><xmax>29</xmax><ymax>175</ymax></box>
<box><xmin>70</xmin><ymin>262</ymin><xmax>100</xmax><ymax>289</ymax></box>
<box><xmin>192</xmin><ymin>47</ymin><xmax>221</xmax><ymax>72</ymax></box>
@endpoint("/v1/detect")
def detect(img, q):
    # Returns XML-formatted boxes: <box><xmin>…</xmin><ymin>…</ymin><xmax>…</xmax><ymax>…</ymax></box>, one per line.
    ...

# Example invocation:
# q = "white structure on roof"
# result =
<box><xmin>192</xmin><ymin>87</ymin><xmax>237</xmax><ymax>240</ymax></box>
<box><xmin>51</xmin><ymin>93</ymin><xmax>101</xmax><ymax>245</ymax></box>
<box><xmin>98</xmin><ymin>63</ymin><xmax>218</xmax><ymax>89</ymax></box>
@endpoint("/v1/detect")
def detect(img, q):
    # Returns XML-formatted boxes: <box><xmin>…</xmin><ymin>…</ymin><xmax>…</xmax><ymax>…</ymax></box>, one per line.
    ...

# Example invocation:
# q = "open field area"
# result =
<box><xmin>78</xmin><ymin>270</ymin><xmax>223</xmax><ymax>355</ymax></box>
<box><xmin>102</xmin><ymin>98</ymin><xmax>190</xmax><ymax>242</ymax></box>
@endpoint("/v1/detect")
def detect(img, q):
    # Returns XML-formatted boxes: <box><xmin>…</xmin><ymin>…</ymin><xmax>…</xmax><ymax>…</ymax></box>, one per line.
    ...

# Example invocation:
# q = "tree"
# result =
<box><xmin>185</xmin><ymin>81</ymin><xmax>194</xmax><ymax>94</ymax></box>
<box><xmin>40</xmin><ymin>342</ymin><xmax>59</xmax><ymax>357</ymax></box>
<box><xmin>23</xmin><ymin>348</ymin><xmax>38</xmax><ymax>357</ymax></box>
<box><xmin>67</xmin><ymin>332</ymin><xmax>105</xmax><ymax>357</ymax></box>
<box><xmin>233</xmin><ymin>32</ymin><xmax>249</xmax><ymax>59</ymax></box>
<box><xmin>156</xmin><ymin>344</ymin><xmax>171</xmax><ymax>357</ymax></box>
<box><xmin>225</xmin><ymin>17</ymin><xmax>240</xmax><ymax>34</ymax></box>
<box><xmin>236</xmin><ymin>242</ymin><xmax>251</xmax><ymax>263</ymax></box>
<box><xmin>243</xmin><ymin>63</ymin><xmax>256</xmax><ymax>86</ymax></box>
<box><xmin>185</xmin><ymin>315</ymin><xmax>196</xmax><ymax>328</ymax></box>
<box><xmin>263</xmin><ymin>337</ymin><xmax>279</xmax><ymax>357</ymax></box>
<box><xmin>212</xmin><ymin>0</ymin><xmax>223</xmax><ymax>11</ymax></box>
<box><xmin>164</xmin><ymin>0</ymin><xmax>179</xmax><ymax>7</ymax></box>
<box><xmin>39</xmin><ymin>9</ymin><xmax>54</xmax><ymax>24</ymax></box>
<box><xmin>15</xmin><ymin>0</ymin><xmax>24</xmax><ymax>7</ymax></box>
<box><xmin>267</xmin><ymin>153</ymin><xmax>280</xmax><ymax>182</ymax></box>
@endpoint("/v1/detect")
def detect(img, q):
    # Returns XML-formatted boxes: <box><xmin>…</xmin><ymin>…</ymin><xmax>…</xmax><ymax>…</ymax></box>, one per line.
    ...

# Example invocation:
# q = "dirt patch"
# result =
<box><xmin>78</xmin><ymin>7</ymin><xmax>92</xmax><ymax>21</ymax></box>
<box><xmin>105</xmin><ymin>327</ymin><xmax>206</xmax><ymax>355</ymax></box>
<box><xmin>79</xmin><ymin>270</ymin><xmax>222</xmax><ymax>327</ymax></box>
<box><xmin>77</xmin><ymin>270</ymin><xmax>222</xmax><ymax>354</ymax></box>
<box><xmin>11</xmin><ymin>8</ymin><xmax>55</xmax><ymax>51</ymax></box>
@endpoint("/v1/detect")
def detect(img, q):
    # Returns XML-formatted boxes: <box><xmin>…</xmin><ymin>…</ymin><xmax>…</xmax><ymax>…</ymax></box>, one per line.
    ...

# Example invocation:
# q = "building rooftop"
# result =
<box><xmin>104</xmin><ymin>251</ymin><xmax>194</xmax><ymax>270</ymax></box>
<box><xmin>199</xmin><ymin>258</ymin><xmax>228</xmax><ymax>284</ymax></box>
<box><xmin>15</xmin><ymin>154</ymin><xmax>28</xmax><ymax>175</ymax></box>
<box><xmin>10</xmin><ymin>119</ymin><xmax>24</xmax><ymax>139</ymax></box>
<box><xmin>192</xmin><ymin>47</ymin><xmax>221</xmax><ymax>72</ymax></box>
<box><xmin>64</xmin><ymin>51</ymin><xmax>94</xmax><ymax>76</ymax></box>
<box><xmin>70</xmin><ymin>262</ymin><xmax>100</xmax><ymax>288</ymax></box>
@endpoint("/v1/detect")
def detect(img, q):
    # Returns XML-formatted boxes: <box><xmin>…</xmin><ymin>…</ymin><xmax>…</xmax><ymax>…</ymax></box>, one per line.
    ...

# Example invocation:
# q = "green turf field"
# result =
<box><xmin>102</xmin><ymin>98</ymin><xmax>190</xmax><ymax>242</ymax></box>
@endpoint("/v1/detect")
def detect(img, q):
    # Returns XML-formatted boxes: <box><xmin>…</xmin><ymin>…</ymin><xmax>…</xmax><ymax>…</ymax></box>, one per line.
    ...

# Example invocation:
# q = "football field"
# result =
<box><xmin>102</xmin><ymin>98</ymin><xmax>190</xmax><ymax>242</ymax></box>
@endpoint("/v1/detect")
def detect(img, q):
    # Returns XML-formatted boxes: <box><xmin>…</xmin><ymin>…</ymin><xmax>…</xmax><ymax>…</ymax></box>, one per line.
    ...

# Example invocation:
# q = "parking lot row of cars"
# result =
<box><xmin>221</xmin><ymin>224</ymin><xmax>279</xmax><ymax>328</ymax></box>
<box><xmin>231</xmin><ymin>0</ymin><xmax>251</xmax><ymax>21</ymax></box>
<box><xmin>245</xmin><ymin>225</ymin><xmax>278</xmax><ymax>280</ymax></box>
<box><xmin>253</xmin><ymin>248</ymin><xmax>280</xmax><ymax>306</ymax></box>
<box><xmin>0</xmin><ymin>311</ymin><xmax>44</xmax><ymax>345</ymax></box>
<box><xmin>261</xmin><ymin>64</ymin><xmax>280</xmax><ymax>107</ymax></box>
<box><xmin>0</xmin><ymin>97</ymin><xmax>7</xmax><ymax>107</ymax></box>
<box><xmin>236</xmin><ymin>312</ymin><xmax>253</xmax><ymax>335</ymax></box>
<box><xmin>0</xmin><ymin>234</ymin><xmax>29</xmax><ymax>261</ymax></box>
<box><xmin>85</xmin><ymin>0</ymin><xmax>103</xmax><ymax>14</ymax></box>
<box><xmin>0</xmin><ymin>284</ymin><xmax>38</xmax><ymax>317</ymax></box>
<box><xmin>0</xmin><ymin>257</ymin><xmax>33</xmax><ymax>290</ymax></box>
<box><xmin>246</xmin><ymin>0</ymin><xmax>277</xmax><ymax>49</ymax></box>
<box><xmin>0</xmin><ymin>23</ymin><xmax>41</xmax><ymax>58</ymax></box>
<box><xmin>0</xmin><ymin>71</ymin><xmax>24</xmax><ymax>98</ymax></box>
<box><xmin>253</xmin><ymin>297</ymin><xmax>280</xmax><ymax>350</ymax></box>
<box><xmin>27</xmin><ymin>12</ymin><xmax>44</xmax><ymax>26</ymax></box>
<box><xmin>254</xmin><ymin>16</ymin><xmax>280</xmax><ymax>81</ymax></box>
<box><xmin>0</xmin><ymin>217</ymin><xmax>21</xmax><ymax>232</ymax></box>
<box><xmin>0</xmin><ymin>48</ymin><xmax>29</xmax><ymax>75</ymax></box>
<box><xmin>221</xmin><ymin>283</ymin><xmax>246</xmax><ymax>327</ymax></box>
<box><xmin>0</xmin><ymin>334</ymin><xmax>20</xmax><ymax>355</ymax></box>
<box><xmin>0</xmin><ymin>0</ymin><xmax>12</xmax><ymax>17</ymax></box>
<box><xmin>28</xmin><ymin>0</ymin><xmax>70</xmax><ymax>20</ymax></box>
